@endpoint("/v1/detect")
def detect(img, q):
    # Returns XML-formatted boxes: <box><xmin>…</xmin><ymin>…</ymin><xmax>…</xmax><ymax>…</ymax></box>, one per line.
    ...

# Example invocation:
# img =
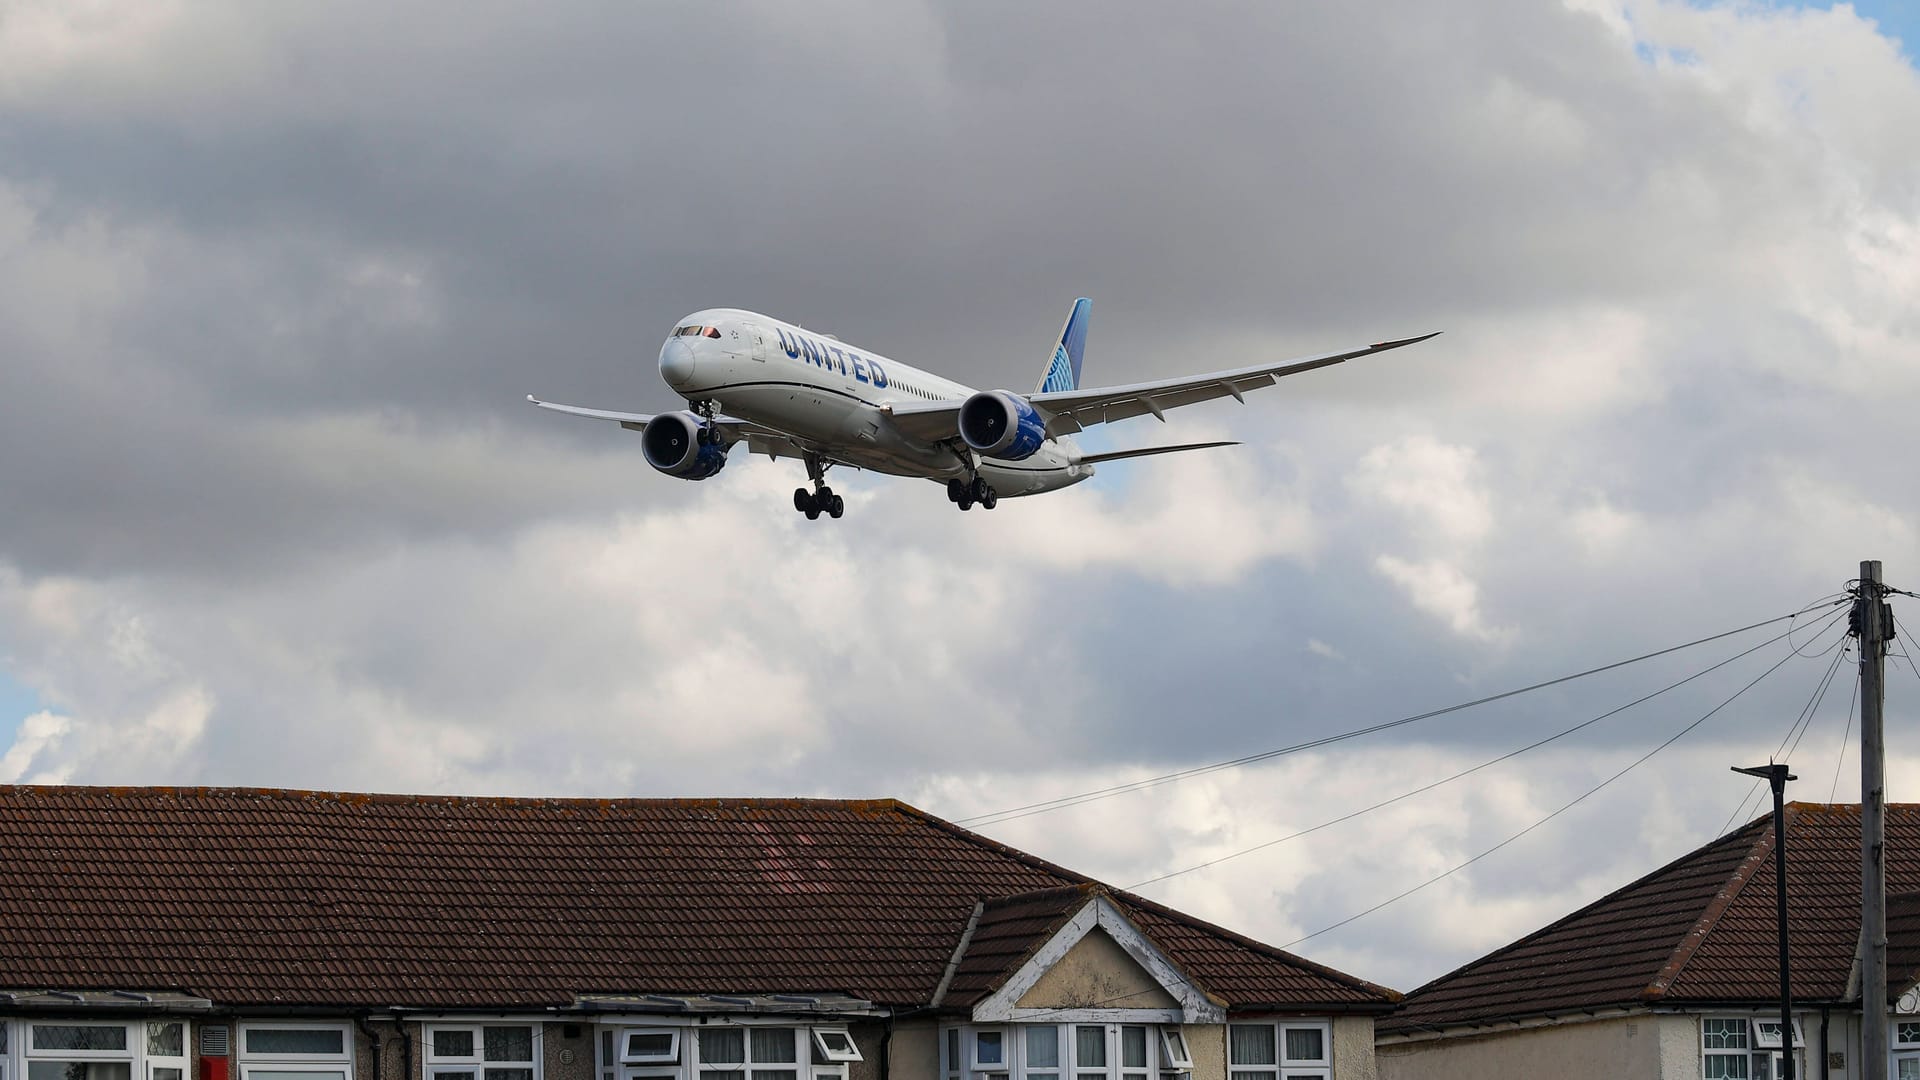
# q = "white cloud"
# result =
<box><xmin>1375</xmin><ymin>555</ymin><xmax>1513</xmax><ymax>645</ymax></box>
<box><xmin>1349</xmin><ymin>435</ymin><xmax>1494</xmax><ymax>545</ymax></box>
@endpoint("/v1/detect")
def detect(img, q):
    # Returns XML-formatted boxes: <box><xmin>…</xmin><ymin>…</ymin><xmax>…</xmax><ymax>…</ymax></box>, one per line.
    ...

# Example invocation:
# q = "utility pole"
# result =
<box><xmin>1734</xmin><ymin>762</ymin><xmax>1798</xmax><ymax>1079</ymax></box>
<box><xmin>1858</xmin><ymin>560</ymin><xmax>1889</xmax><ymax>1080</ymax></box>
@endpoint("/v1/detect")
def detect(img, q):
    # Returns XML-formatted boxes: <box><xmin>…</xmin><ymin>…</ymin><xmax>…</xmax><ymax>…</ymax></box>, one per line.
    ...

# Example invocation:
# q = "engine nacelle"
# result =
<box><xmin>958</xmin><ymin>390</ymin><xmax>1047</xmax><ymax>461</ymax></box>
<box><xmin>641</xmin><ymin>412</ymin><xmax>730</xmax><ymax>480</ymax></box>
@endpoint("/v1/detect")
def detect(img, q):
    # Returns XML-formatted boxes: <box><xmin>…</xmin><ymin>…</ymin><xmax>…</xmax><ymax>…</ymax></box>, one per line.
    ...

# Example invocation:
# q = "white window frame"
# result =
<box><xmin>619</xmin><ymin>1031</ymin><xmax>680</xmax><ymax>1067</ymax></box>
<box><xmin>1227</xmin><ymin>1021</ymin><xmax>1330</xmax><ymax>1080</ymax></box>
<box><xmin>236</xmin><ymin>1021</ymin><xmax>354</xmax><ymax>1080</ymax></box>
<box><xmin>807</xmin><ymin>1031</ymin><xmax>859</xmax><ymax>1066</ymax></box>
<box><xmin>422</xmin><ymin>1024</ymin><xmax>537</xmax><ymax>1080</ymax></box>
<box><xmin>146</xmin><ymin>1021</ymin><xmax>190</xmax><ymax>1080</ymax></box>
<box><xmin>1751</xmin><ymin>1019</ymin><xmax>1804</xmax><ymax>1051</ymax></box>
<box><xmin>25</xmin><ymin>1022</ymin><xmax>138</xmax><ymax>1080</ymax></box>
<box><xmin>969</xmin><ymin>1029</ymin><xmax>1009</xmax><ymax>1074</ymax></box>
<box><xmin>1701</xmin><ymin>1017</ymin><xmax>1752</xmax><ymax>1080</ymax></box>
<box><xmin>1155</xmin><ymin>1029</ymin><xmax>1191</xmax><ymax>1073</ymax></box>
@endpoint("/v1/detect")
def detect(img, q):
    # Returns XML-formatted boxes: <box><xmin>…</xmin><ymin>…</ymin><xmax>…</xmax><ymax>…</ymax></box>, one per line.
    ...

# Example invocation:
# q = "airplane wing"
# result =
<box><xmin>1079</xmin><ymin>440</ymin><xmax>1238</xmax><ymax>465</ymax></box>
<box><xmin>527</xmin><ymin>395</ymin><xmax>824</xmax><ymax>464</ymax></box>
<box><xmin>1030</xmin><ymin>332</ymin><xmax>1439</xmax><ymax>435</ymax></box>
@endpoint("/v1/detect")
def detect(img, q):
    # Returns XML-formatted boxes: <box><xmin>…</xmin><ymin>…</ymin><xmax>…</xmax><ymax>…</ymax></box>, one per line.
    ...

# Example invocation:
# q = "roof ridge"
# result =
<box><xmin>893</xmin><ymin>803</ymin><xmax>1398</xmax><ymax>1003</ymax></box>
<box><xmin>1640</xmin><ymin>804</ymin><xmax>1789</xmax><ymax>1000</ymax></box>
<box><xmin>0</xmin><ymin>785</ymin><xmax>910</xmax><ymax>813</ymax></box>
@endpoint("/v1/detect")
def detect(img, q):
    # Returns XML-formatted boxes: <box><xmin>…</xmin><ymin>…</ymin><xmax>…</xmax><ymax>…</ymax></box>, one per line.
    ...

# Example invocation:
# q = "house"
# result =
<box><xmin>1376</xmin><ymin>802</ymin><xmax>1920</xmax><ymax>1080</ymax></box>
<box><xmin>0</xmin><ymin>786</ymin><xmax>1396</xmax><ymax>1080</ymax></box>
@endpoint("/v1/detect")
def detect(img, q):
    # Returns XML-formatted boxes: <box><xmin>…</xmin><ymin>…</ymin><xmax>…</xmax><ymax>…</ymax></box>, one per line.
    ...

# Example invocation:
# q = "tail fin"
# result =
<box><xmin>1036</xmin><ymin>297</ymin><xmax>1091</xmax><ymax>394</ymax></box>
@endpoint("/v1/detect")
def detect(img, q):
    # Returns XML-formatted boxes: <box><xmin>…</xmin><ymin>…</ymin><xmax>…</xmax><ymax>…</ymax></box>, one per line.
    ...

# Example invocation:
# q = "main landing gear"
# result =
<box><xmin>692</xmin><ymin>399</ymin><xmax>722</xmax><ymax>445</ymax></box>
<box><xmin>947</xmin><ymin>475</ymin><xmax>998</xmax><ymax>512</ymax></box>
<box><xmin>793</xmin><ymin>452</ymin><xmax>844</xmax><ymax>521</ymax></box>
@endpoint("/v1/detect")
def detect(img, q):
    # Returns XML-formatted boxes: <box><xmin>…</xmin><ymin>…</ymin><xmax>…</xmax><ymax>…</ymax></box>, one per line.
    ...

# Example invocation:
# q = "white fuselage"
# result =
<box><xmin>658</xmin><ymin>307</ymin><xmax>1091</xmax><ymax>497</ymax></box>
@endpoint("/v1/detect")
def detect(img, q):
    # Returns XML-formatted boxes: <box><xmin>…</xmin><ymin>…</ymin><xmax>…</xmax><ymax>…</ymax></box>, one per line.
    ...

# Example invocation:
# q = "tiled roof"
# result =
<box><xmin>0</xmin><ymin>786</ymin><xmax>1393</xmax><ymax>1011</ymax></box>
<box><xmin>941</xmin><ymin>885</ymin><xmax>1095</xmax><ymax>1007</ymax></box>
<box><xmin>1385</xmin><ymin>803</ymin><xmax>1920</xmax><ymax>1033</ymax></box>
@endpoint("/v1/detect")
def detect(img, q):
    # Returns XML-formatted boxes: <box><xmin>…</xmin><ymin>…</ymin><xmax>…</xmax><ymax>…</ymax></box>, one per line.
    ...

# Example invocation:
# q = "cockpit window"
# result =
<box><xmin>673</xmin><ymin>325</ymin><xmax>724</xmax><ymax>338</ymax></box>
<box><xmin>704</xmin><ymin>326</ymin><xmax>721</xmax><ymax>338</ymax></box>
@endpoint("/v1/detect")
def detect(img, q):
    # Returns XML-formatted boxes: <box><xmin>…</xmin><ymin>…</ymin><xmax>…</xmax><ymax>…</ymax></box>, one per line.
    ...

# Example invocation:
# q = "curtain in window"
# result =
<box><xmin>700</xmin><ymin>1030</ymin><xmax>746</xmax><ymax>1065</ymax></box>
<box><xmin>1026</xmin><ymin>1028</ymin><xmax>1059</xmax><ymax>1069</ymax></box>
<box><xmin>1227</xmin><ymin>1026</ymin><xmax>1273</xmax><ymax>1067</ymax></box>
<box><xmin>1282</xmin><ymin>1030</ymin><xmax>1323</xmax><ymax>1063</ymax></box>
<box><xmin>750</xmin><ymin>1031</ymin><xmax>796</xmax><ymax>1064</ymax></box>
<box><xmin>1074</xmin><ymin>1028</ymin><xmax>1105</xmax><ymax>1068</ymax></box>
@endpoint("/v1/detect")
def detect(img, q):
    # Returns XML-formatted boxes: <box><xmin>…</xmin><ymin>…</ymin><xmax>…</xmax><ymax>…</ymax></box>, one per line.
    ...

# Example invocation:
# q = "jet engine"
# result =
<box><xmin>958</xmin><ymin>390</ymin><xmax>1047</xmax><ymax>461</ymax></box>
<box><xmin>642</xmin><ymin>412</ymin><xmax>730</xmax><ymax>480</ymax></box>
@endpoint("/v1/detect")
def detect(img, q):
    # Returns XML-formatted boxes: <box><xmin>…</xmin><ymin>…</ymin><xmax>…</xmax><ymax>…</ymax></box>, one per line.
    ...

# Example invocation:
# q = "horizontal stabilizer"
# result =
<box><xmin>1080</xmin><ymin>440</ymin><xmax>1239</xmax><ymax>465</ymax></box>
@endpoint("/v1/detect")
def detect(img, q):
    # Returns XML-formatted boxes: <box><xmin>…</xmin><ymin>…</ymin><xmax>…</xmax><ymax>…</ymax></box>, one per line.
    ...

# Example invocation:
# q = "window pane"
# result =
<box><xmin>627</xmin><ymin>1034</ymin><xmax>674</xmax><ymax>1060</ymax></box>
<box><xmin>1231</xmin><ymin>1072</ymin><xmax>1270</xmax><ymax>1080</ymax></box>
<box><xmin>1898</xmin><ymin>1059</ymin><xmax>1920</xmax><ymax>1080</ymax></box>
<box><xmin>975</xmin><ymin>1033</ymin><xmax>1004</xmax><ymax>1067</ymax></box>
<box><xmin>750</xmin><ymin>1031</ymin><xmax>795</xmax><ymax>1065</ymax></box>
<box><xmin>435</xmin><ymin>1072</ymin><xmax>477</xmax><ymax>1080</ymax></box>
<box><xmin>1026</xmin><ymin>1028</ymin><xmax>1059</xmax><ymax>1070</ymax></box>
<box><xmin>247</xmin><ymin>1030</ymin><xmax>345</xmax><ymax>1056</ymax></box>
<box><xmin>1703</xmin><ymin>1020</ymin><xmax>1750</xmax><ymax>1051</ymax></box>
<box><xmin>146</xmin><ymin>1025</ymin><xmax>184</xmax><ymax>1059</ymax></box>
<box><xmin>1282</xmin><ymin>1030</ymin><xmax>1323</xmax><ymax>1064</ymax></box>
<box><xmin>1074</xmin><ymin>1028</ymin><xmax>1105</xmax><ymax>1069</ymax></box>
<box><xmin>485</xmin><ymin>1070</ymin><xmax>533</xmax><ymax>1080</ymax></box>
<box><xmin>248</xmin><ymin>1073</ymin><xmax>345</xmax><ymax>1080</ymax></box>
<box><xmin>30</xmin><ymin>1067</ymin><xmax>132</xmax><ymax>1080</ymax></box>
<box><xmin>435</xmin><ymin>1032</ymin><xmax>476</xmax><ymax>1059</ymax></box>
<box><xmin>750</xmin><ymin>1071</ymin><xmax>796</xmax><ymax>1080</ymax></box>
<box><xmin>946</xmin><ymin>1031</ymin><xmax>959</xmax><ymax>1074</ymax></box>
<box><xmin>817</xmin><ymin>1033</ymin><xmax>852</xmax><ymax>1055</ymax></box>
<box><xmin>1704</xmin><ymin>1056</ymin><xmax>1750</xmax><ymax>1080</ymax></box>
<box><xmin>1902</xmin><ymin>1025</ymin><xmax>1920</xmax><ymax>1046</ymax></box>
<box><xmin>154</xmin><ymin>1070</ymin><xmax>183</xmax><ymax>1080</ymax></box>
<box><xmin>701</xmin><ymin>1031</ymin><xmax>745</xmax><ymax>1065</ymax></box>
<box><xmin>485</xmin><ymin>1030</ymin><xmax>533</xmax><ymax>1064</ymax></box>
<box><xmin>1119</xmin><ymin>1029</ymin><xmax>1145</xmax><ymax>1070</ymax></box>
<box><xmin>1228</xmin><ymin>1027</ymin><xmax>1274</xmax><ymax>1067</ymax></box>
<box><xmin>34</xmin><ymin>1028</ymin><xmax>128</xmax><ymax>1052</ymax></box>
<box><xmin>702</xmin><ymin>1072</ymin><xmax>744</xmax><ymax>1080</ymax></box>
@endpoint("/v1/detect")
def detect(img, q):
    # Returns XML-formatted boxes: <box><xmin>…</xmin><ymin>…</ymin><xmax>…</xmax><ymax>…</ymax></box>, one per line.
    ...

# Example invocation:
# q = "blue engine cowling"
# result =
<box><xmin>641</xmin><ymin>412</ymin><xmax>730</xmax><ymax>480</ymax></box>
<box><xmin>958</xmin><ymin>390</ymin><xmax>1047</xmax><ymax>461</ymax></box>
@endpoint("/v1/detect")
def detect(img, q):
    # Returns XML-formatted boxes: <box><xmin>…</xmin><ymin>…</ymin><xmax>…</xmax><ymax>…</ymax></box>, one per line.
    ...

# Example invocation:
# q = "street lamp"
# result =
<box><xmin>1734</xmin><ymin>762</ymin><xmax>1798</xmax><ymax>1080</ymax></box>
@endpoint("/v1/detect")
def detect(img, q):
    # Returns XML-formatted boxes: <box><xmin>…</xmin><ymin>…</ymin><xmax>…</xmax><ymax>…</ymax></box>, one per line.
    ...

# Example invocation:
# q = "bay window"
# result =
<box><xmin>941</xmin><ymin>1024</ymin><xmax>1193</xmax><ymax>1080</ymax></box>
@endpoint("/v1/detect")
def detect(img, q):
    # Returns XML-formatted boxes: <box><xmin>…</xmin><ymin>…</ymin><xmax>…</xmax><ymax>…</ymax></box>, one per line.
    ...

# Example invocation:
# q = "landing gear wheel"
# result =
<box><xmin>970</xmin><ymin>476</ymin><xmax>990</xmax><ymax>502</ymax></box>
<box><xmin>957</xmin><ymin>494</ymin><xmax>974</xmax><ymax>511</ymax></box>
<box><xmin>794</xmin><ymin>488</ymin><xmax>812</xmax><ymax>513</ymax></box>
<box><xmin>980</xmin><ymin>488</ymin><xmax>998</xmax><ymax>510</ymax></box>
<box><xmin>947</xmin><ymin>478</ymin><xmax>967</xmax><ymax>503</ymax></box>
<box><xmin>829</xmin><ymin>495</ymin><xmax>845</xmax><ymax>519</ymax></box>
<box><xmin>805</xmin><ymin>504</ymin><xmax>821</xmax><ymax>520</ymax></box>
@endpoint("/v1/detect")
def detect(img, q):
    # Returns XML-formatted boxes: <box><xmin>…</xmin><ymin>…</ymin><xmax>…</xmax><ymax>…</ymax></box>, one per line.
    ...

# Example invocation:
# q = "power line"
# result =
<box><xmin>1129</xmin><ymin>609</ymin><xmax>1842</xmax><ymax>891</ymax></box>
<box><xmin>1280</xmin><ymin>635</ymin><xmax>1807</xmax><ymax>950</ymax></box>
<box><xmin>1723</xmin><ymin>623</ymin><xmax>1851</xmax><ymax>833</ymax></box>
<box><xmin>1830</xmin><ymin>669</ymin><xmax>1861</xmax><ymax>805</ymax></box>
<box><xmin>956</xmin><ymin>600</ymin><xmax>1848</xmax><ymax>829</ymax></box>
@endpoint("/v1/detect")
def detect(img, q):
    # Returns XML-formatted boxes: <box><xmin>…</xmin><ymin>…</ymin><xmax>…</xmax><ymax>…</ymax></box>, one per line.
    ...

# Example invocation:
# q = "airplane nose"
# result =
<box><xmin>659</xmin><ymin>338</ymin><xmax>697</xmax><ymax>388</ymax></box>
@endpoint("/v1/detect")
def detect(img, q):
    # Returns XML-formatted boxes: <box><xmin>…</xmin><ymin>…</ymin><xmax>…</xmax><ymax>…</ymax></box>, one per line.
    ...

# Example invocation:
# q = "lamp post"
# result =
<box><xmin>1735</xmin><ymin>763</ymin><xmax>1798</xmax><ymax>1079</ymax></box>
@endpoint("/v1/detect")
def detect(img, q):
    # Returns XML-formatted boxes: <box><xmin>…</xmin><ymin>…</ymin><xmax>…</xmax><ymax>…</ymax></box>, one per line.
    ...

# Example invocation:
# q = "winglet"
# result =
<box><xmin>1371</xmin><ymin>331</ymin><xmax>1442</xmax><ymax>351</ymax></box>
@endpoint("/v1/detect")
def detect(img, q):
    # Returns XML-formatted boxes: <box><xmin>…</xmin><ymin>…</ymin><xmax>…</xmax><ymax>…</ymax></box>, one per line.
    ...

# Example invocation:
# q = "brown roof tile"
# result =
<box><xmin>0</xmin><ymin>785</ymin><xmax>1392</xmax><ymax>1011</ymax></box>
<box><xmin>1385</xmin><ymin>802</ymin><xmax>1920</xmax><ymax>1033</ymax></box>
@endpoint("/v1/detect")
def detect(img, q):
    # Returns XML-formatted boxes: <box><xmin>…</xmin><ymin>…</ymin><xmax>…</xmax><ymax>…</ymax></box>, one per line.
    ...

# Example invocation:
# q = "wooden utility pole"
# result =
<box><xmin>1859</xmin><ymin>560</ymin><xmax>1889</xmax><ymax>1080</ymax></box>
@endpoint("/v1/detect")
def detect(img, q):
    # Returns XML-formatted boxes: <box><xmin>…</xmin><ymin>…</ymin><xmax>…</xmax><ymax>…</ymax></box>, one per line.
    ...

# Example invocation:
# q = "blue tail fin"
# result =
<box><xmin>1036</xmin><ymin>297</ymin><xmax>1090</xmax><ymax>394</ymax></box>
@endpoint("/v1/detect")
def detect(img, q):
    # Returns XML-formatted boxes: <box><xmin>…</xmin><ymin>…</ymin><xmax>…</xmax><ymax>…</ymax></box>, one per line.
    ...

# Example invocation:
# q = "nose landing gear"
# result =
<box><xmin>794</xmin><ymin>452</ymin><xmax>844</xmax><ymax>520</ymax></box>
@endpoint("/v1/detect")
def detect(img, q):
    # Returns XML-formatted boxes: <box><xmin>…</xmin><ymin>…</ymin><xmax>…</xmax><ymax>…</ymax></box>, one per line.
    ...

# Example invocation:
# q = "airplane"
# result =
<box><xmin>528</xmin><ymin>299</ymin><xmax>1436</xmax><ymax>519</ymax></box>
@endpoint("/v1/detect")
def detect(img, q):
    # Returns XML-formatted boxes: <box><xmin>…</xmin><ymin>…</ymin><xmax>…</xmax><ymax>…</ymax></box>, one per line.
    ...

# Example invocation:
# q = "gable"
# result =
<box><xmin>1015</xmin><ymin>926</ymin><xmax>1179</xmax><ymax>1010</ymax></box>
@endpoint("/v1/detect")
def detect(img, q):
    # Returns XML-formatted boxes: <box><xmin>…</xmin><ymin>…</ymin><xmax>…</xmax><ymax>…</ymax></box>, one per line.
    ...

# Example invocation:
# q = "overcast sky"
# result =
<box><xmin>3</xmin><ymin>0</ymin><xmax>1919</xmax><ymax>995</ymax></box>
